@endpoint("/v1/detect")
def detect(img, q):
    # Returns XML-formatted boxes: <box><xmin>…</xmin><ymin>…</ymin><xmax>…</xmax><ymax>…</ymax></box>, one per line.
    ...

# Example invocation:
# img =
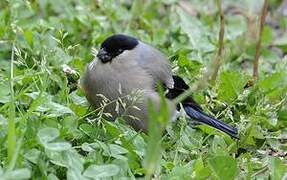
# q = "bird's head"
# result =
<box><xmin>97</xmin><ymin>34</ymin><xmax>139</xmax><ymax>63</ymax></box>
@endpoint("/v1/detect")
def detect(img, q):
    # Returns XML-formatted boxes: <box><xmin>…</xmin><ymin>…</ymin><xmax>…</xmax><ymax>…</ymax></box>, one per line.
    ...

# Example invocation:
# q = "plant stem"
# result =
<box><xmin>8</xmin><ymin>43</ymin><xmax>16</xmax><ymax>163</ymax></box>
<box><xmin>251</xmin><ymin>165</ymin><xmax>269</xmax><ymax>178</ymax></box>
<box><xmin>253</xmin><ymin>0</ymin><xmax>269</xmax><ymax>80</ymax></box>
<box><xmin>211</xmin><ymin>0</ymin><xmax>225</xmax><ymax>82</ymax></box>
<box><xmin>8</xmin><ymin>136</ymin><xmax>23</xmax><ymax>171</ymax></box>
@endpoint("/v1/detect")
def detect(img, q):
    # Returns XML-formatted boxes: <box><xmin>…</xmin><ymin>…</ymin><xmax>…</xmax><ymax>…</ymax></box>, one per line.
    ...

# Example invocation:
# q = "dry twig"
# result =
<box><xmin>253</xmin><ymin>0</ymin><xmax>269</xmax><ymax>80</ymax></box>
<box><xmin>211</xmin><ymin>0</ymin><xmax>225</xmax><ymax>82</ymax></box>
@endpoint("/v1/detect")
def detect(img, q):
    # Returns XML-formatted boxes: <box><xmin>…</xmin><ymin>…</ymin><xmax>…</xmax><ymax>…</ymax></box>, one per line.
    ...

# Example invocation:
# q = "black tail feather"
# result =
<box><xmin>183</xmin><ymin>105</ymin><xmax>239</xmax><ymax>139</ymax></box>
<box><xmin>166</xmin><ymin>75</ymin><xmax>239</xmax><ymax>139</ymax></box>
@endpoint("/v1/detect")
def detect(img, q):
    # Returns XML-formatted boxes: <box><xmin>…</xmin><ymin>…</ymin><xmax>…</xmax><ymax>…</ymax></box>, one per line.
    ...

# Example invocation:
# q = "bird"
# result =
<box><xmin>81</xmin><ymin>34</ymin><xmax>238</xmax><ymax>139</ymax></box>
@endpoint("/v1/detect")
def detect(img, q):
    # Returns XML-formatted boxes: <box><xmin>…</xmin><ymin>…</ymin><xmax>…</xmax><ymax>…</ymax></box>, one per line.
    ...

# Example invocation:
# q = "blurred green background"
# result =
<box><xmin>0</xmin><ymin>0</ymin><xmax>286</xmax><ymax>179</ymax></box>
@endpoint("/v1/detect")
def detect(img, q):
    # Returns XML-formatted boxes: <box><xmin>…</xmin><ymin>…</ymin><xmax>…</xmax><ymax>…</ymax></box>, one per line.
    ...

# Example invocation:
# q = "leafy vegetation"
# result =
<box><xmin>0</xmin><ymin>0</ymin><xmax>287</xmax><ymax>179</ymax></box>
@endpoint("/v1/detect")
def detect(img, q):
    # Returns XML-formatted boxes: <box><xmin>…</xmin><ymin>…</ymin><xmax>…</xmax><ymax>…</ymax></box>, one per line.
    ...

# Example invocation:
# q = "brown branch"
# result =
<box><xmin>253</xmin><ymin>0</ymin><xmax>269</xmax><ymax>80</ymax></box>
<box><xmin>211</xmin><ymin>0</ymin><xmax>225</xmax><ymax>82</ymax></box>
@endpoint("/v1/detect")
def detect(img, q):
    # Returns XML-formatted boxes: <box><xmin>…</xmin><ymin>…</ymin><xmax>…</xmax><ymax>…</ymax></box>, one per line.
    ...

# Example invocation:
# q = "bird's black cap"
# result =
<box><xmin>97</xmin><ymin>34</ymin><xmax>139</xmax><ymax>63</ymax></box>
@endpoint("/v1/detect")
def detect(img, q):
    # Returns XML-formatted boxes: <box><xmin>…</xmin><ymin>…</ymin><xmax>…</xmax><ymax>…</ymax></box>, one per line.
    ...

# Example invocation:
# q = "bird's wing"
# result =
<box><xmin>135</xmin><ymin>42</ymin><xmax>174</xmax><ymax>89</ymax></box>
<box><xmin>165</xmin><ymin>75</ymin><xmax>203</xmax><ymax>112</ymax></box>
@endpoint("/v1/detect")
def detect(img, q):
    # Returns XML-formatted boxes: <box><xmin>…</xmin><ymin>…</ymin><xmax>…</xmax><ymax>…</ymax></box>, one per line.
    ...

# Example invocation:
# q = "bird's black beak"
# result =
<box><xmin>97</xmin><ymin>48</ymin><xmax>112</xmax><ymax>63</ymax></box>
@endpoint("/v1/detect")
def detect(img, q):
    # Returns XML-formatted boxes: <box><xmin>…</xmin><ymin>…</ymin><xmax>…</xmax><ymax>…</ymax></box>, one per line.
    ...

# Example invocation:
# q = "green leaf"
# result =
<box><xmin>24</xmin><ymin>149</ymin><xmax>40</xmax><ymax>164</ymax></box>
<box><xmin>198</xmin><ymin>125</ymin><xmax>230</xmax><ymax>138</ymax></box>
<box><xmin>168</xmin><ymin>166</ymin><xmax>192</xmax><ymax>179</ymax></box>
<box><xmin>83</xmin><ymin>164</ymin><xmax>120</xmax><ymax>178</ymax></box>
<box><xmin>278</xmin><ymin>109</ymin><xmax>287</xmax><ymax>122</ymax></box>
<box><xmin>144</xmin><ymin>85</ymin><xmax>170</xmax><ymax>178</ymax></box>
<box><xmin>37</xmin><ymin>127</ymin><xmax>59</xmax><ymax>144</ymax></box>
<box><xmin>79</xmin><ymin>123</ymin><xmax>103</xmax><ymax>138</ymax></box>
<box><xmin>260</xmin><ymin>48</ymin><xmax>280</xmax><ymax>63</ymax></box>
<box><xmin>262</xmin><ymin>26</ymin><xmax>273</xmax><ymax>45</ymax></box>
<box><xmin>106</xmin><ymin>144</ymin><xmax>129</xmax><ymax>157</ymax></box>
<box><xmin>225</xmin><ymin>15</ymin><xmax>247</xmax><ymax>40</ymax></box>
<box><xmin>24</xmin><ymin>30</ymin><xmax>33</xmax><ymax>47</ymax></box>
<box><xmin>0</xmin><ymin>113</ymin><xmax>7</xmax><ymax>126</ymax></box>
<box><xmin>45</xmin><ymin>142</ymin><xmax>72</xmax><ymax>151</ymax></box>
<box><xmin>208</xmin><ymin>155</ymin><xmax>237</xmax><ymax>180</ymax></box>
<box><xmin>193</xmin><ymin>157</ymin><xmax>211</xmax><ymax>179</ymax></box>
<box><xmin>81</xmin><ymin>143</ymin><xmax>95</xmax><ymax>152</ymax></box>
<box><xmin>47</xmin><ymin>173</ymin><xmax>60</xmax><ymax>180</ymax></box>
<box><xmin>176</xmin><ymin>7</ymin><xmax>215</xmax><ymax>52</ymax></box>
<box><xmin>258</xmin><ymin>72</ymin><xmax>286</xmax><ymax>93</ymax></box>
<box><xmin>0</xmin><ymin>81</ymin><xmax>10</xmax><ymax>103</ymax></box>
<box><xmin>48</xmin><ymin>150</ymin><xmax>84</xmax><ymax>171</ymax></box>
<box><xmin>47</xmin><ymin>102</ymin><xmax>75</xmax><ymax>118</ymax></box>
<box><xmin>217</xmin><ymin>71</ymin><xmax>247</xmax><ymax>103</ymax></box>
<box><xmin>240</xmin><ymin>122</ymin><xmax>265</xmax><ymax>147</ymax></box>
<box><xmin>3</xmin><ymin>168</ymin><xmax>31</xmax><ymax>179</ymax></box>
<box><xmin>273</xmin><ymin>32</ymin><xmax>287</xmax><ymax>52</ymax></box>
<box><xmin>269</xmin><ymin>157</ymin><xmax>287</xmax><ymax>180</ymax></box>
<box><xmin>67</xmin><ymin>168</ymin><xmax>89</xmax><ymax>180</ymax></box>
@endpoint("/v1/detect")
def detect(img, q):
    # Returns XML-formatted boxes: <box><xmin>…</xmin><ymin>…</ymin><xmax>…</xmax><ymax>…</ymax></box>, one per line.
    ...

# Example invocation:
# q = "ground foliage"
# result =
<box><xmin>0</xmin><ymin>0</ymin><xmax>287</xmax><ymax>179</ymax></box>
